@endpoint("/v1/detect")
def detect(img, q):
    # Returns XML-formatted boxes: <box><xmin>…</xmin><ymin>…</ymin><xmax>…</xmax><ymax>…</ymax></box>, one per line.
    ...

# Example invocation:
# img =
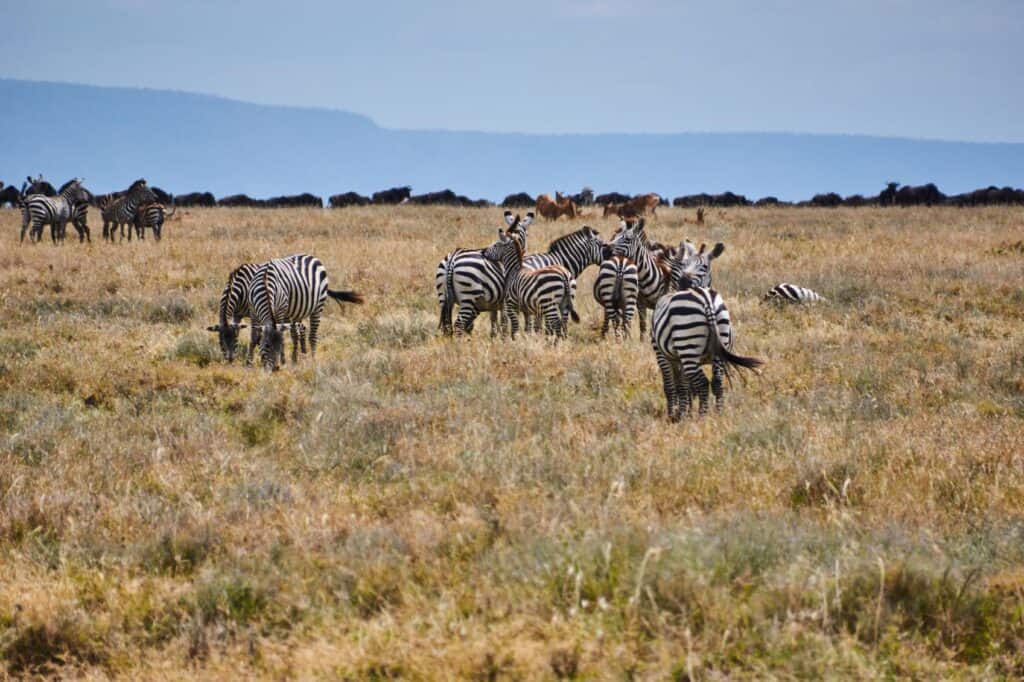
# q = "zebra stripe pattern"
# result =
<box><xmin>650</xmin><ymin>250</ymin><xmax>763</xmax><ymax>419</ymax></box>
<box><xmin>484</xmin><ymin>227</ymin><xmax>576</xmax><ymax>339</ymax></box>
<box><xmin>609</xmin><ymin>219</ymin><xmax>673</xmax><ymax>334</ymax></box>
<box><xmin>436</xmin><ymin>211</ymin><xmax>531</xmax><ymax>336</ymax></box>
<box><xmin>248</xmin><ymin>253</ymin><xmax>363</xmax><ymax>370</ymax></box>
<box><xmin>20</xmin><ymin>179</ymin><xmax>91</xmax><ymax>244</ymax></box>
<box><xmin>132</xmin><ymin>202</ymin><xmax>176</xmax><ymax>241</ymax></box>
<box><xmin>763</xmin><ymin>283</ymin><xmax>826</xmax><ymax>304</ymax></box>
<box><xmin>518</xmin><ymin>225</ymin><xmax>604</xmax><ymax>332</ymax></box>
<box><xmin>592</xmin><ymin>256</ymin><xmax>639</xmax><ymax>338</ymax></box>
<box><xmin>102</xmin><ymin>179</ymin><xmax>157</xmax><ymax>242</ymax></box>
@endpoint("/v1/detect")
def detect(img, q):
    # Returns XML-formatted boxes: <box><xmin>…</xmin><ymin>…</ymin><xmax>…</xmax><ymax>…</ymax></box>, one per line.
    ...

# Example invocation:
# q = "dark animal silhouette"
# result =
<box><xmin>809</xmin><ymin>192</ymin><xmax>843</xmax><ymax>207</ymax></box>
<box><xmin>755</xmin><ymin>196</ymin><xmax>780</xmax><ymax>206</ymax></box>
<box><xmin>329</xmin><ymin>192</ymin><xmax>371</xmax><ymax>208</ymax></box>
<box><xmin>265</xmin><ymin>193</ymin><xmax>323</xmax><ymax>208</ymax></box>
<box><xmin>673</xmin><ymin>192</ymin><xmax>751</xmax><ymax>208</ymax></box>
<box><xmin>218</xmin><ymin>194</ymin><xmax>265</xmax><ymax>208</ymax></box>
<box><xmin>595</xmin><ymin>192</ymin><xmax>631</xmax><ymax>205</ymax></box>
<box><xmin>894</xmin><ymin>183</ymin><xmax>945</xmax><ymax>207</ymax></box>
<box><xmin>371</xmin><ymin>186</ymin><xmax>412</xmax><ymax>204</ymax></box>
<box><xmin>878</xmin><ymin>182</ymin><xmax>900</xmax><ymax>206</ymax></box>
<box><xmin>501</xmin><ymin>192</ymin><xmax>535</xmax><ymax>208</ymax></box>
<box><xmin>23</xmin><ymin>175</ymin><xmax>56</xmax><ymax>197</ymax></box>
<box><xmin>175</xmin><ymin>192</ymin><xmax>217</xmax><ymax>207</ymax></box>
<box><xmin>0</xmin><ymin>183</ymin><xmax>20</xmax><ymax>207</ymax></box>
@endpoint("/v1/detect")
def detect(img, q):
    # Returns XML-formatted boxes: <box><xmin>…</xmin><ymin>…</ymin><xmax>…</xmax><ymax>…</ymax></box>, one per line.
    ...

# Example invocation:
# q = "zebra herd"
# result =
<box><xmin>207</xmin><ymin>253</ymin><xmax>363</xmax><ymax>372</ymax></box>
<box><xmin>17</xmin><ymin>177</ymin><xmax>174</xmax><ymax>243</ymax></box>
<box><xmin>436</xmin><ymin>211</ymin><xmax>825</xmax><ymax>418</ymax></box>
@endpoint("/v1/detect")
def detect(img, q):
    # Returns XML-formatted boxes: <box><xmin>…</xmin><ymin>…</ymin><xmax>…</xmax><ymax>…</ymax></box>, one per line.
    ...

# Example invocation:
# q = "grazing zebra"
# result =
<box><xmin>132</xmin><ymin>201</ymin><xmax>176</xmax><ymax>240</ymax></box>
<box><xmin>484</xmin><ymin>227</ymin><xmax>577</xmax><ymax>339</ymax></box>
<box><xmin>20</xmin><ymin>179</ymin><xmax>91</xmax><ymax>244</ymax></box>
<box><xmin>206</xmin><ymin>259</ymin><xmax>308</xmax><ymax>364</ymax></box>
<box><xmin>519</xmin><ymin>225</ymin><xmax>605</xmax><ymax>332</ymax></box>
<box><xmin>763</xmin><ymin>283</ymin><xmax>826</xmax><ymax>304</ymax></box>
<box><xmin>248</xmin><ymin>254</ymin><xmax>364</xmax><ymax>371</ymax></box>
<box><xmin>593</xmin><ymin>255</ymin><xmax>639</xmax><ymax>338</ymax></box>
<box><xmin>101</xmin><ymin>179</ymin><xmax>157</xmax><ymax>242</ymax></box>
<box><xmin>437</xmin><ymin>211</ymin><xmax>531</xmax><ymax>336</ymax></box>
<box><xmin>650</xmin><ymin>251</ymin><xmax>763</xmax><ymax>419</ymax></box>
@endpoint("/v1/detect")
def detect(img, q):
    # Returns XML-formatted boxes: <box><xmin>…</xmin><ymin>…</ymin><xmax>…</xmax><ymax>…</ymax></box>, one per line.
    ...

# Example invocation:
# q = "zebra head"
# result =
<box><xmin>669</xmin><ymin>240</ymin><xmax>724</xmax><ymax>290</ymax></box>
<box><xmin>206</xmin><ymin>321</ymin><xmax>248</xmax><ymax>362</ymax></box>
<box><xmin>610</xmin><ymin>218</ymin><xmax>644</xmax><ymax>259</ymax></box>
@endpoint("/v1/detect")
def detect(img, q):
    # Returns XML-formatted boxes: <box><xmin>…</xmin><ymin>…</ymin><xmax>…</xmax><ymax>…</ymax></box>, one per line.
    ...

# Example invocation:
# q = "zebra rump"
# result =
<box><xmin>763</xmin><ymin>283</ymin><xmax>826</xmax><ymax>304</ymax></box>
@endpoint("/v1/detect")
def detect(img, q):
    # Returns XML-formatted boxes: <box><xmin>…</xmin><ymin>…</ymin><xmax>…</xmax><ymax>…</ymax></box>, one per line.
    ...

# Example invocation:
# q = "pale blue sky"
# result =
<box><xmin>3</xmin><ymin>0</ymin><xmax>1021</xmax><ymax>141</ymax></box>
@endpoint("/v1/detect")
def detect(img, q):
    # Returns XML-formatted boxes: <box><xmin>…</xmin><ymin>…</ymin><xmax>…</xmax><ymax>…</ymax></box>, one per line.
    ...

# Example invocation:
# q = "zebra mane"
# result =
<box><xmin>57</xmin><ymin>178</ymin><xmax>79</xmax><ymax>194</ymax></box>
<box><xmin>545</xmin><ymin>226</ymin><xmax>595</xmax><ymax>255</ymax></box>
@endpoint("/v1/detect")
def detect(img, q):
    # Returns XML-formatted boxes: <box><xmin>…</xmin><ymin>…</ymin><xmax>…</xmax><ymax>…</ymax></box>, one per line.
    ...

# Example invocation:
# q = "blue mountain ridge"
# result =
<box><xmin>2</xmin><ymin>79</ymin><xmax>1022</xmax><ymax>202</ymax></box>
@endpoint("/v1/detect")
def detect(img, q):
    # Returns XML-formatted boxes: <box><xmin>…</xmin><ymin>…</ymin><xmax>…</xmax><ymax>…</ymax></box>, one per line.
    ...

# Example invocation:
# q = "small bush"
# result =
<box><xmin>146</xmin><ymin>296</ymin><xmax>194</xmax><ymax>324</ymax></box>
<box><xmin>172</xmin><ymin>332</ymin><xmax>219</xmax><ymax>367</ymax></box>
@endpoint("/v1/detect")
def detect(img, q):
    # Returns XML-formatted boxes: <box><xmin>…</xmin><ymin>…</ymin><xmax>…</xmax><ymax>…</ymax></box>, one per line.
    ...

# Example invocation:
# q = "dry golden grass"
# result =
<box><xmin>1</xmin><ymin>204</ymin><xmax>1023</xmax><ymax>678</ymax></box>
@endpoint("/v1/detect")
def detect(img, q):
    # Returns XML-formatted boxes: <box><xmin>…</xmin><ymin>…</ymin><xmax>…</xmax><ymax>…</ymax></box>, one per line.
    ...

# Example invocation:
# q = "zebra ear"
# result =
<box><xmin>521</xmin><ymin>213</ymin><xmax>534</xmax><ymax>229</ymax></box>
<box><xmin>503</xmin><ymin>210</ymin><xmax>515</xmax><ymax>226</ymax></box>
<box><xmin>206</xmin><ymin>325</ymin><xmax>222</xmax><ymax>332</ymax></box>
<box><xmin>708</xmin><ymin>243</ymin><xmax>724</xmax><ymax>259</ymax></box>
<box><xmin>698</xmin><ymin>243</ymin><xmax>707</xmax><ymax>255</ymax></box>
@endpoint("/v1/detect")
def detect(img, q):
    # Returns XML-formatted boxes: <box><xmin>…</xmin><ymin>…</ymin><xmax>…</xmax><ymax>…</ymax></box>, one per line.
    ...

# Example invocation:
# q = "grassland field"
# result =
<box><xmin>1</xmin><ymin>205</ymin><xmax>1023</xmax><ymax>679</ymax></box>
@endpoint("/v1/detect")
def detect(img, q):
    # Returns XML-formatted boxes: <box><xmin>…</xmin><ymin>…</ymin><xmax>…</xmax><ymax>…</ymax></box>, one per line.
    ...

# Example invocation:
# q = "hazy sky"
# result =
<box><xmin>4</xmin><ymin>1</ymin><xmax>1021</xmax><ymax>141</ymax></box>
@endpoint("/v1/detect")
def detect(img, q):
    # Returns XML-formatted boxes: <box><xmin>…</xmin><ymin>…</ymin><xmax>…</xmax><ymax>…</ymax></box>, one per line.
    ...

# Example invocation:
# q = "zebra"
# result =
<box><xmin>436</xmin><ymin>211</ymin><xmax>531</xmax><ymax>336</ymax></box>
<box><xmin>132</xmin><ymin>201</ymin><xmax>176</xmax><ymax>240</ymax></box>
<box><xmin>650</xmin><ymin>249</ymin><xmax>763</xmax><ymax>419</ymax></box>
<box><xmin>609</xmin><ymin>219</ymin><xmax>673</xmax><ymax>334</ymax></box>
<box><xmin>763</xmin><ymin>283</ymin><xmax>826</xmax><ymax>304</ymax></box>
<box><xmin>592</xmin><ymin>256</ymin><xmax>639</xmax><ymax>338</ymax></box>
<box><xmin>20</xmin><ymin>179</ymin><xmax>92</xmax><ymax>244</ymax></box>
<box><xmin>101</xmin><ymin>179</ymin><xmax>157</xmax><ymax>242</ymax></box>
<box><xmin>483</xmin><ymin>227</ymin><xmax>577</xmax><ymax>339</ymax></box>
<box><xmin>206</xmin><ymin>259</ymin><xmax>308</xmax><ymax>365</ymax></box>
<box><xmin>518</xmin><ymin>225</ymin><xmax>605</xmax><ymax>332</ymax></box>
<box><xmin>248</xmin><ymin>254</ymin><xmax>364</xmax><ymax>371</ymax></box>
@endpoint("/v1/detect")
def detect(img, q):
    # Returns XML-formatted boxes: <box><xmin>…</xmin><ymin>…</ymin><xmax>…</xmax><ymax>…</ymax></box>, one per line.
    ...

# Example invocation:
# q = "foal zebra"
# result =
<box><xmin>248</xmin><ymin>254</ymin><xmax>363</xmax><ymax>371</ymax></box>
<box><xmin>101</xmin><ymin>179</ymin><xmax>157</xmax><ymax>241</ymax></box>
<box><xmin>593</xmin><ymin>256</ymin><xmax>639</xmax><ymax>338</ymax></box>
<box><xmin>484</xmin><ymin>227</ymin><xmax>576</xmax><ymax>339</ymax></box>
<box><xmin>436</xmin><ymin>211</ymin><xmax>531</xmax><ymax>336</ymax></box>
<box><xmin>763</xmin><ymin>283</ymin><xmax>826</xmax><ymax>304</ymax></box>
<box><xmin>518</xmin><ymin>225</ymin><xmax>605</xmax><ymax>332</ymax></box>
<box><xmin>650</xmin><ymin>248</ymin><xmax>763</xmax><ymax>419</ymax></box>
<box><xmin>132</xmin><ymin>202</ymin><xmax>176</xmax><ymax>240</ymax></box>
<box><xmin>207</xmin><ymin>259</ymin><xmax>308</xmax><ymax>365</ymax></box>
<box><xmin>20</xmin><ymin>179</ymin><xmax>92</xmax><ymax>243</ymax></box>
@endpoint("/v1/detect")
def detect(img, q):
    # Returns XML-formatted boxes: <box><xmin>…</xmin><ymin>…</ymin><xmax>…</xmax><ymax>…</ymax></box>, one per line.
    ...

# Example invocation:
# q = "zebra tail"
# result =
<box><xmin>611</xmin><ymin>267</ymin><xmax>624</xmax><ymax>310</ymax></box>
<box><xmin>327</xmin><ymin>289</ymin><xmax>364</xmax><ymax>306</ymax></box>
<box><xmin>440</xmin><ymin>257</ymin><xmax>456</xmax><ymax>331</ymax></box>
<box><xmin>704</xmin><ymin>301</ymin><xmax>764</xmax><ymax>375</ymax></box>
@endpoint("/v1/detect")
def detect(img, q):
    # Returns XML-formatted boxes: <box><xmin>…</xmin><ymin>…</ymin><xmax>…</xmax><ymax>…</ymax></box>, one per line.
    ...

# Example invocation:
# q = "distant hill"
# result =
<box><xmin>2</xmin><ymin>78</ymin><xmax>1022</xmax><ymax>201</ymax></box>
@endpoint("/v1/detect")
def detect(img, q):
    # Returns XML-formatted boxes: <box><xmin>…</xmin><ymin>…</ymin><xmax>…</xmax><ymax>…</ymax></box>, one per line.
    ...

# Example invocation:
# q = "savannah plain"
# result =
<box><xmin>1</xmin><ymin>204</ymin><xmax>1023</xmax><ymax>679</ymax></box>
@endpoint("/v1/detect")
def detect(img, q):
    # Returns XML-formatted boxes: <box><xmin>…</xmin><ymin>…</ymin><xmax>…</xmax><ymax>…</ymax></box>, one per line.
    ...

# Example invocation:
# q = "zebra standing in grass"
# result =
<box><xmin>132</xmin><ymin>201</ymin><xmax>176</xmax><ymax>241</ymax></box>
<box><xmin>437</xmin><ymin>211</ymin><xmax>531</xmax><ymax>336</ymax></box>
<box><xmin>518</xmin><ymin>225</ymin><xmax>605</xmax><ymax>332</ymax></box>
<box><xmin>650</xmin><ymin>245</ymin><xmax>763</xmax><ymax>419</ymax></box>
<box><xmin>102</xmin><ymin>179</ymin><xmax>157</xmax><ymax>241</ymax></box>
<box><xmin>763</xmin><ymin>283</ymin><xmax>826</xmax><ymax>304</ymax></box>
<box><xmin>20</xmin><ymin>179</ymin><xmax>91</xmax><ymax>244</ymax></box>
<box><xmin>207</xmin><ymin>259</ymin><xmax>308</xmax><ymax>365</ymax></box>
<box><xmin>484</xmin><ymin>227</ymin><xmax>577</xmax><ymax>339</ymax></box>
<box><xmin>248</xmin><ymin>253</ymin><xmax>364</xmax><ymax>371</ymax></box>
<box><xmin>609</xmin><ymin>219</ymin><xmax>674</xmax><ymax>334</ymax></box>
<box><xmin>593</xmin><ymin>255</ymin><xmax>639</xmax><ymax>338</ymax></box>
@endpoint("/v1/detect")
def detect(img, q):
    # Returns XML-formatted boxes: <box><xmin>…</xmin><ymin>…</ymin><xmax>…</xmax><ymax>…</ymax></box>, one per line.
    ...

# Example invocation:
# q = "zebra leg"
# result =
<box><xmin>655</xmin><ymin>350</ymin><xmax>679</xmax><ymax>421</ymax></box>
<box><xmin>711</xmin><ymin>358</ymin><xmax>726</xmax><ymax>411</ymax></box>
<box><xmin>543</xmin><ymin>302</ymin><xmax>563</xmax><ymax>339</ymax></box>
<box><xmin>246</xmin><ymin>326</ymin><xmax>260</xmax><ymax>365</ymax></box>
<box><xmin>308</xmin><ymin>311</ymin><xmax>322</xmax><ymax>357</ymax></box>
<box><xmin>685</xmin><ymin>363</ymin><xmax>711</xmax><ymax>416</ymax></box>
<box><xmin>299</xmin><ymin>325</ymin><xmax>308</xmax><ymax>354</ymax></box>
<box><xmin>455</xmin><ymin>302</ymin><xmax>477</xmax><ymax>336</ymax></box>
<box><xmin>489</xmin><ymin>310</ymin><xmax>499</xmax><ymax>337</ymax></box>
<box><xmin>505</xmin><ymin>301</ymin><xmax>520</xmax><ymax>339</ymax></box>
<box><xmin>637</xmin><ymin>307</ymin><xmax>647</xmax><ymax>335</ymax></box>
<box><xmin>601</xmin><ymin>306</ymin><xmax>613</xmax><ymax>338</ymax></box>
<box><xmin>290</xmin><ymin>325</ymin><xmax>301</xmax><ymax>364</ymax></box>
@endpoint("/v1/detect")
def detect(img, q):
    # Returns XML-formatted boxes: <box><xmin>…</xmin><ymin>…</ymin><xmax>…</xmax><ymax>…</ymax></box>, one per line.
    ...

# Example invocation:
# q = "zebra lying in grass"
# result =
<box><xmin>436</xmin><ymin>211</ymin><xmax>531</xmax><ymax>336</ymax></box>
<box><xmin>763</xmin><ymin>283</ymin><xmax>826</xmax><ymax>304</ymax></box>
<box><xmin>249</xmin><ymin>253</ymin><xmax>363</xmax><ymax>371</ymax></box>
<box><xmin>207</xmin><ymin>259</ymin><xmax>308</xmax><ymax>365</ymax></box>
<box><xmin>650</xmin><ymin>242</ymin><xmax>763</xmax><ymax>419</ymax></box>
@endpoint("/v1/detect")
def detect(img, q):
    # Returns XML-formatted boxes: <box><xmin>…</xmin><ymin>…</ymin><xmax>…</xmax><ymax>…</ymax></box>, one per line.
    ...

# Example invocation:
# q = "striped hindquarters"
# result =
<box><xmin>764</xmin><ymin>283</ymin><xmax>826</xmax><ymax>304</ymax></box>
<box><xmin>20</xmin><ymin>195</ymin><xmax>72</xmax><ymax>242</ymax></box>
<box><xmin>506</xmin><ymin>264</ymin><xmax>574</xmax><ymax>336</ymax></box>
<box><xmin>651</xmin><ymin>287</ymin><xmax>732</xmax><ymax>364</ymax></box>
<box><xmin>436</xmin><ymin>248</ymin><xmax>507</xmax><ymax>334</ymax></box>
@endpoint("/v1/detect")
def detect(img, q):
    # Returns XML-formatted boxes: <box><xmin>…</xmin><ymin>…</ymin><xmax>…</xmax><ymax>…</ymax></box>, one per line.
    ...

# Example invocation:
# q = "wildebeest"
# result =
<box><xmin>570</xmin><ymin>187</ymin><xmax>594</xmax><ymax>206</ymax></box>
<box><xmin>175</xmin><ymin>192</ymin><xmax>217</xmax><ymax>207</ymax></box>
<box><xmin>948</xmin><ymin>186</ymin><xmax>1024</xmax><ymax>206</ymax></box>
<box><xmin>408</xmin><ymin>189</ymin><xmax>488</xmax><ymax>207</ymax></box>
<box><xmin>218</xmin><ymin>194</ymin><xmax>265</xmax><ymax>208</ymax></box>
<box><xmin>265</xmin><ymin>193</ymin><xmax>323</xmax><ymax>208</ymax></box>
<box><xmin>894</xmin><ymin>183</ymin><xmax>945</xmax><ymax>207</ymax></box>
<box><xmin>878</xmin><ymin>182</ymin><xmax>900</xmax><ymax>207</ymax></box>
<box><xmin>536</xmin><ymin>193</ymin><xmax>577</xmax><ymax>220</ymax></box>
<box><xmin>0</xmin><ymin>183</ymin><xmax>20</xmax><ymax>207</ymax></box>
<box><xmin>150</xmin><ymin>186</ymin><xmax>173</xmax><ymax>204</ymax></box>
<box><xmin>808</xmin><ymin>192</ymin><xmax>843</xmax><ymax>208</ymax></box>
<box><xmin>595</xmin><ymin>192</ymin><xmax>631</xmax><ymax>205</ymax></box>
<box><xmin>673</xmin><ymin>192</ymin><xmax>751</xmax><ymax>208</ymax></box>
<box><xmin>23</xmin><ymin>175</ymin><xmax>56</xmax><ymax>197</ymax></box>
<box><xmin>372</xmin><ymin>186</ymin><xmax>412</xmax><ymax>204</ymax></box>
<box><xmin>329</xmin><ymin>191</ymin><xmax>371</xmax><ymax>208</ymax></box>
<box><xmin>843</xmin><ymin>194</ymin><xmax>869</xmax><ymax>207</ymax></box>
<box><xmin>502</xmin><ymin>192</ymin><xmax>535</xmax><ymax>208</ymax></box>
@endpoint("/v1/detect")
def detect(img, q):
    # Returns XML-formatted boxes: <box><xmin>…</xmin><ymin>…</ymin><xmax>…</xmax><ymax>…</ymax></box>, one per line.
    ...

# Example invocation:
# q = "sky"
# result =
<box><xmin>2</xmin><ymin>0</ymin><xmax>1022</xmax><ymax>142</ymax></box>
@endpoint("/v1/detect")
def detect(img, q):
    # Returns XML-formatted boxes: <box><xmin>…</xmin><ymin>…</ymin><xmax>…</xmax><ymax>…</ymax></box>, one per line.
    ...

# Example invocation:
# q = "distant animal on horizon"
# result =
<box><xmin>0</xmin><ymin>183</ymin><xmax>21</xmax><ymax>208</ymax></box>
<box><xmin>536</xmin><ymin>193</ymin><xmax>577</xmax><ymax>220</ymax></box>
<box><xmin>371</xmin><ymin>186</ymin><xmax>412</xmax><ymax>204</ymax></box>
<box><xmin>132</xmin><ymin>201</ymin><xmax>176</xmax><ymax>240</ymax></box>
<box><xmin>763</xmin><ymin>284</ymin><xmax>826</xmax><ymax>304</ymax></box>
<box><xmin>101</xmin><ymin>179</ymin><xmax>158</xmax><ymax>241</ymax></box>
<box><xmin>329</xmin><ymin>191</ymin><xmax>371</xmax><ymax>208</ymax></box>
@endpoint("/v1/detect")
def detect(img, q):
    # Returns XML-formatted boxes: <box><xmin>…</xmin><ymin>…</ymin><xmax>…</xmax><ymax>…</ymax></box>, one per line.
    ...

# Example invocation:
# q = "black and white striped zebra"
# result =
<box><xmin>248</xmin><ymin>253</ymin><xmax>363</xmax><ymax>371</ymax></box>
<box><xmin>650</xmin><ymin>252</ymin><xmax>763</xmax><ymax>419</ymax></box>
<box><xmin>436</xmin><ymin>211</ymin><xmax>532</xmax><ymax>336</ymax></box>
<box><xmin>609</xmin><ymin>219</ymin><xmax>674</xmax><ymax>334</ymax></box>
<box><xmin>483</xmin><ymin>227</ymin><xmax>577</xmax><ymax>339</ymax></box>
<box><xmin>132</xmin><ymin>201</ymin><xmax>176</xmax><ymax>241</ymax></box>
<box><xmin>20</xmin><ymin>179</ymin><xmax>91</xmax><ymax>244</ymax></box>
<box><xmin>763</xmin><ymin>283</ymin><xmax>826</xmax><ymax>304</ymax></box>
<box><xmin>593</xmin><ymin>256</ymin><xmax>639</xmax><ymax>338</ymax></box>
<box><xmin>518</xmin><ymin>225</ymin><xmax>605</xmax><ymax>332</ymax></box>
<box><xmin>207</xmin><ymin>259</ymin><xmax>308</xmax><ymax>364</ymax></box>
<box><xmin>101</xmin><ymin>179</ymin><xmax>157</xmax><ymax>242</ymax></box>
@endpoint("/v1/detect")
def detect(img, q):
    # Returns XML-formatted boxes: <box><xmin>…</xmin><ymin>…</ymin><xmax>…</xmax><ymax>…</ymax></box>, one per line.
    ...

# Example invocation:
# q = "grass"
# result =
<box><xmin>0</xmin><ymin>204</ymin><xmax>1023</xmax><ymax>678</ymax></box>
